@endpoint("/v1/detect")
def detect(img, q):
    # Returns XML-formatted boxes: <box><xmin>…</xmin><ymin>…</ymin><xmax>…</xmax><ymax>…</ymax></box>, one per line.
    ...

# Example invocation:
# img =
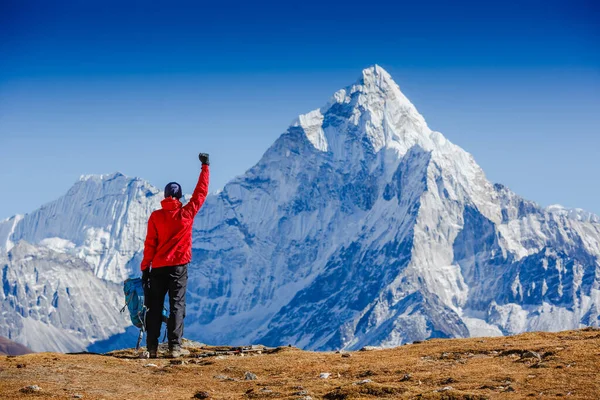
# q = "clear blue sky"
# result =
<box><xmin>1</xmin><ymin>0</ymin><xmax>599</xmax><ymax>218</ymax></box>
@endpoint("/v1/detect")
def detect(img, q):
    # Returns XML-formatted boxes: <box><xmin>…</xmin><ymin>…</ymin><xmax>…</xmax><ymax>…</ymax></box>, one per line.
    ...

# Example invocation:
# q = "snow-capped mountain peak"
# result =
<box><xmin>546</xmin><ymin>204</ymin><xmax>600</xmax><ymax>223</ymax></box>
<box><xmin>292</xmin><ymin>65</ymin><xmax>430</xmax><ymax>159</ymax></box>
<box><xmin>2</xmin><ymin>66</ymin><xmax>599</xmax><ymax>353</ymax></box>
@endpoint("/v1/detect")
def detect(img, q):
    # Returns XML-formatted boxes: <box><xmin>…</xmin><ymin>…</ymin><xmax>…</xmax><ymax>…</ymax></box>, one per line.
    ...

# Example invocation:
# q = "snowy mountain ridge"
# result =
<box><xmin>1</xmin><ymin>65</ymin><xmax>599</xmax><ymax>352</ymax></box>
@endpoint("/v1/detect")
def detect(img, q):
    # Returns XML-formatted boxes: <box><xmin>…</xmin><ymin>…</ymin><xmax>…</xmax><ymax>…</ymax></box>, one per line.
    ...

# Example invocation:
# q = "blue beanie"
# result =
<box><xmin>164</xmin><ymin>182</ymin><xmax>182</xmax><ymax>199</ymax></box>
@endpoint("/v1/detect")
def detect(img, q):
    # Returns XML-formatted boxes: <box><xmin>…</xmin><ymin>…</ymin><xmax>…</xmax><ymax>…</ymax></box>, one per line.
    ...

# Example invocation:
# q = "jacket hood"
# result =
<box><xmin>161</xmin><ymin>197</ymin><xmax>182</xmax><ymax>211</ymax></box>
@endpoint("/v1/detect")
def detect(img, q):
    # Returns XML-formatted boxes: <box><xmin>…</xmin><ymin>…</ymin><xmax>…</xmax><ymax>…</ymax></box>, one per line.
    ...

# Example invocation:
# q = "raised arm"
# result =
<box><xmin>182</xmin><ymin>153</ymin><xmax>210</xmax><ymax>219</ymax></box>
<box><xmin>141</xmin><ymin>213</ymin><xmax>158</xmax><ymax>271</ymax></box>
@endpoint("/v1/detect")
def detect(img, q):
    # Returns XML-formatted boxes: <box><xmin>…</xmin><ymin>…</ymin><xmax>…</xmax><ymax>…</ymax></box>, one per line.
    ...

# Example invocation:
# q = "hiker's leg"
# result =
<box><xmin>167</xmin><ymin>264</ymin><xmax>188</xmax><ymax>348</ymax></box>
<box><xmin>146</xmin><ymin>268</ymin><xmax>168</xmax><ymax>350</ymax></box>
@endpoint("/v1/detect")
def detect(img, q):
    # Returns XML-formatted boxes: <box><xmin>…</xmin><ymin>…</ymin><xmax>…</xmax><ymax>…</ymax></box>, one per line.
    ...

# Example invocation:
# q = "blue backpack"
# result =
<box><xmin>122</xmin><ymin>277</ymin><xmax>147</xmax><ymax>328</ymax></box>
<box><xmin>121</xmin><ymin>277</ymin><xmax>168</xmax><ymax>350</ymax></box>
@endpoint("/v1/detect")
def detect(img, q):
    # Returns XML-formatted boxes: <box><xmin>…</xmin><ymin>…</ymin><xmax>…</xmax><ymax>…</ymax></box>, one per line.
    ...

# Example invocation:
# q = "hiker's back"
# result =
<box><xmin>150</xmin><ymin>200</ymin><xmax>195</xmax><ymax>268</ymax></box>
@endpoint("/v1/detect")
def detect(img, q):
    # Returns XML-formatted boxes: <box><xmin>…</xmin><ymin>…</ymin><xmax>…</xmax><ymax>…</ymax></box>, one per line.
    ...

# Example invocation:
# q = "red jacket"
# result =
<box><xmin>141</xmin><ymin>165</ymin><xmax>209</xmax><ymax>270</ymax></box>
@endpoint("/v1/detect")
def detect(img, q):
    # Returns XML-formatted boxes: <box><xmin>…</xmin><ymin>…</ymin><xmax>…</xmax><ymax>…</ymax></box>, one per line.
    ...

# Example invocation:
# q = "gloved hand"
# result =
<box><xmin>199</xmin><ymin>153</ymin><xmax>210</xmax><ymax>166</ymax></box>
<box><xmin>142</xmin><ymin>269</ymin><xmax>150</xmax><ymax>289</ymax></box>
<box><xmin>142</xmin><ymin>269</ymin><xmax>151</xmax><ymax>308</ymax></box>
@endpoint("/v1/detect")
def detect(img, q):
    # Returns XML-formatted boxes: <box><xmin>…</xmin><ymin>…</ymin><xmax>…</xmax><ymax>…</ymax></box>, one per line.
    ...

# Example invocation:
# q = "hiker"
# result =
<box><xmin>141</xmin><ymin>153</ymin><xmax>210</xmax><ymax>358</ymax></box>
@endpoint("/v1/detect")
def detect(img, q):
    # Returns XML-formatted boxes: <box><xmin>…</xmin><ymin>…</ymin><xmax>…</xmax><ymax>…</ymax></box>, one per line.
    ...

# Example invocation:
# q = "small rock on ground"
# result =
<box><xmin>522</xmin><ymin>351</ymin><xmax>542</xmax><ymax>361</ymax></box>
<box><xmin>144</xmin><ymin>363</ymin><xmax>158</xmax><ymax>368</ymax></box>
<box><xmin>244</xmin><ymin>371</ymin><xmax>258</xmax><ymax>380</ymax></box>
<box><xmin>20</xmin><ymin>385</ymin><xmax>42</xmax><ymax>393</ymax></box>
<box><xmin>354</xmin><ymin>379</ymin><xmax>372</xmax><ymax>385</ymax></box>
<box><xmin>319</xmin><ymin>372</ymin><xmax>331</xmax><ymax>379</ymax></box>
<box><xmin>341</xmin><ymin>353</ymin><xmax>351</xmax><ymax>358</ymax></box>
<box><xmin>400</xmin><ymin>373</ymin><xmax>412</xmax><ymax>382</ymax></box>
<box><xmin>73</xmin><ymin>395</ymin><xmax>84</xmax><ymax>399</ymax></box>
<box><xmin>293</xmin><ymin>390</ymin><xmax>309</xmax><ymax>395</ymax></box>
<box><xmin>360</xmin><ymin>346</ymin><xmax>383</xmax><ymax>351</ymax></box>
<box><xmin>193</xmin><ymin>391</ymin><xmax>210</xmax><ymax>399</ymax></box>
<box><xmin>213</xmin><ymin>374</ymin><xmax>235</xmax><ymax>381</ymax></box>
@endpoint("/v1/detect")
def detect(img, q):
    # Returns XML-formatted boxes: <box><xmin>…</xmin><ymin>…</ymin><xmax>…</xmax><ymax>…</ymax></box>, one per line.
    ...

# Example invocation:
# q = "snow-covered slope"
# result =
<box><xmin>10</xmin><ymin>173</ymin><xmax>161</xmax><ymax>282</ymax></box>
<box><xmin>0</xmin><ymin>241</ymin><xmax>130</xmax><ymax>352</ymax></box>
<box><xmin>1</xmin><ymin>65</ymin><xmax>599</xmax><ymax>352</ymax></box>
<box><xmin>186</xmin><ymin>65</ymin><xmax>600</xmax><ymax>349</ymax></box>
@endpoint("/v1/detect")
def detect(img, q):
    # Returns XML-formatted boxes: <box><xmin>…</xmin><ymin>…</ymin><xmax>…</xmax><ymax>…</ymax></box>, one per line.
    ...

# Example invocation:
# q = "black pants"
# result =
<box><xmin>146</xmin><ymin>264</ymin><xmax>188</xmax><ymax>350</ymax></box>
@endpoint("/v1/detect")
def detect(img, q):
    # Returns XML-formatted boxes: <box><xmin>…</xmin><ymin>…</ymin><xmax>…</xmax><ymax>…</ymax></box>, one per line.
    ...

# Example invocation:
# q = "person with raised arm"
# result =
<box><xmin>141</xmin><ymin>153</ymin><xmax>210</xmax><ymax>358</ymax></box>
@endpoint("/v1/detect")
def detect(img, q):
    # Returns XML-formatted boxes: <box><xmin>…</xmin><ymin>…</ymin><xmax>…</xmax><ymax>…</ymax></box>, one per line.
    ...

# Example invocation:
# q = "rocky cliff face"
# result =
<box><xmin>0</xmin><ymin>242</ymin><xmax>130</xmax><ymax>352</ymax></box>
<box><xmin>1</xmin><ymin>66</ymin><xmax>599</xmax><ymax>352</ymax></box>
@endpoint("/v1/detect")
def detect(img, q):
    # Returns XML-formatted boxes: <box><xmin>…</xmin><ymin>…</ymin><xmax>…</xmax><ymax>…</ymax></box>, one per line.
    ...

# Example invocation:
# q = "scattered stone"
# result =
<box><xmin>354</xmin><ymin>379</ymin><xmax>372</xmax><ymax>385</ymax></box>
<box><xmin>479</xmin><ymin>384</ymin><xmax>497</xmax><ymax>390</ymax></box>
<box><xmin>441</xmin><ymin>377</ymin><xmax>456</xmax><ymax>384</ymax></box>
<box><xmin>244</xmin><ymin>371</ymin><xmax>258</xmax><ymax>380</ymax></box>
<box><xmin>521</xmin><ymin>351</ymin><xmax>542</xmax><ymax>361</ymax></box>
<box><xmin>139</xmin><ymin>351</ymin><xmax>150</xmax><ymax>359</ymax></box>
<box><xmin>319</xmin><ymin>372</ymin><xmax>331</xmax><ymax>379</ymax></box>
<box><xmin>170</xmin><ymin>359</ymin><xmax>187</xmax><ymax>365</ymax></box>
<box><xmin>193</xmin><ymin>391</ymin><xmax>210</xmax><ymax>399</ymax></box>
<box><xmin>215</xmin><ymin>355</ymin><xmax>227</xmax><ymax>360</ymax></box>
<box><xmin>293</xmin><ymin>390</ymin><xmax>309</xmax><ymax>395</ymax></box>
<box><xmin>73</xmin><ymin>395</ymin><xmax>84</xmax><ymax>399</ymax></box>
<box><xmin>181</xmin><ymin>339</ymin><xmax>206</xmax><ymax>348</ymax></box>
<box><xmin>436</xmin><ymin>386</ymin><xmax>453</xmax><ymax>392</ymax></box>
<box><xmin>360</xmin><ymin>346</ymin><xmax>383</xmax><ymax>351</ymax></box>
<box><xmin>341</xmin><ymin>353</ymin><xmax>351</xmax><ymax>358</ymax></box>
<box><xmin>504</xmin><ymin>386</ymin><xmax>516</xmax><ymax>392</ymax></box>
<box><xmin>213</xmin><ymin>374</ymin><xmax>233</xmax><ymax>380</ymax></box>
<box><xmin>20</xmin><ymin>385</ymin><xmax>42</xmax><ymax>393</ymax></box>
<box><xmin>358</xmin><ymin>370</ymin><xmax>374</xmax><ymax>378</ymax></box>
<box><xmin>16</xmin><ymin>363</ymin><xmax>26</xmax><ymax>368</ymax></box>
<box><xmin>259</xmin><ymin>388</ymin><xmax>273</xmax><ymax>393</ymax></box>
<box><xmin>144</xmin><ymin>363</ymin><xmax>158</xmax><ymax>368</ymax></box>
<box><xmin>399</xmin><ymin>373</ymin><xmax>412</xmax><ymax>382</ymax></box>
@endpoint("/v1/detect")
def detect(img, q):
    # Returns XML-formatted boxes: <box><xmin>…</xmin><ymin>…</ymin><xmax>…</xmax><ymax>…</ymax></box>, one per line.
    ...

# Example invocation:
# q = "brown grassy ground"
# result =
<box><xmin>1</xmin><ymin>329</ymin><xmax>599</xmax><ymax>399</ymax></box>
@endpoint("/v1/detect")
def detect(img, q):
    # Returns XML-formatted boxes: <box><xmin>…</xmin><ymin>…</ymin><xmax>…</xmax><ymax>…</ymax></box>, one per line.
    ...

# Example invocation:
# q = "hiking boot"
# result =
<box><xmin>148</xmin><ymin>348</ymin><xmax>158</xmax><ymax>359</ymax></box>
<box><xmin>168</xmin><ymin>345</ymin><xmax>190</xmax><ymax>358</ymax></box>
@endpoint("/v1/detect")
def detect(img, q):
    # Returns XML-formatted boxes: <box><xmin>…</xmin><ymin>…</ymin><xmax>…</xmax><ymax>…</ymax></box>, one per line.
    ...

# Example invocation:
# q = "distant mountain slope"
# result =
<box><xmin>185</xmin><ymin>66</ymin><xmax>600</xmax><ymax>349</ymax></box>
<box><xmin>0</xmin><ymin>241</ymin><xmax>130</xmax><ymax>352</ymax></box>
<box><xmin>0</xmin><ymin>336</ymin><xmax>32</xmax><ymax>356</ymax></box>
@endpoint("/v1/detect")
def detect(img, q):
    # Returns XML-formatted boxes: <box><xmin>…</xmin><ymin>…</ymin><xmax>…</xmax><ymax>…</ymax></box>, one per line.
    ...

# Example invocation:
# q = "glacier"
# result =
<box><xmin>1</xmin><ymin>65</ymin><xmax>599</xmax><ymax>352</ymax></box>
